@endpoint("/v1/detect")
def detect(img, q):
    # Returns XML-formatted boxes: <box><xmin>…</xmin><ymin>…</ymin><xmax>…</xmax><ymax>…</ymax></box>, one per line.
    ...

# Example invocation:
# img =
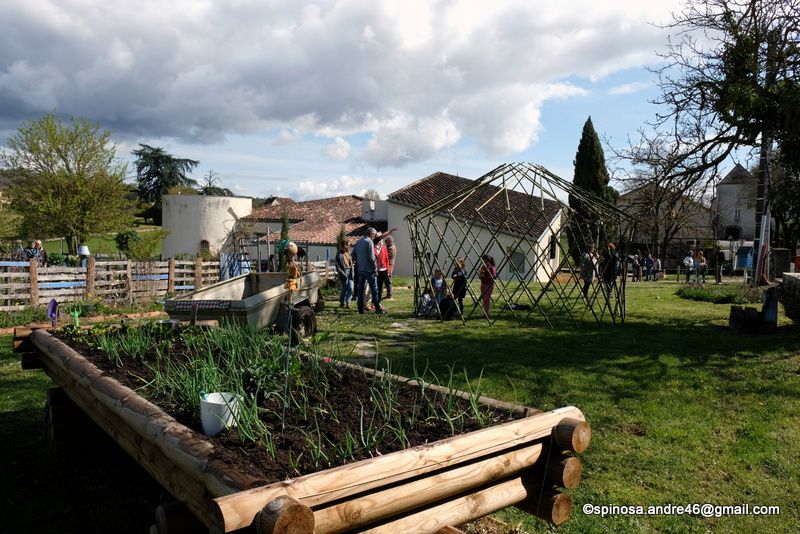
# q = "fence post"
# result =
<box><xmin>195</xmin><ymin>255</ymin><xmax>203</xmax><ymax>290</ymax></box>
<box><xmin>168</xmin><ymin>258</ymin><xmax>176</xmax><ymax>294</ymax></box>
<box><xmin>29</xmin><ymin>259</ymin><xmax>39</xmax><ymax>307</ymax></box>
<box><xmin>125</xmin><ymin>260</ymin><xmax>133</xmax><ymax>302</ymax></box>
<box><xmin>86</xmin><ymin>256</ymin><xmax>95</xmax><ymax>298</ymax></box>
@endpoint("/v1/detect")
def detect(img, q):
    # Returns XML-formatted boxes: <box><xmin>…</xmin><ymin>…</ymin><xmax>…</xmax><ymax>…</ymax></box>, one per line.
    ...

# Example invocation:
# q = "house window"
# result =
<box><xmin>549</xmin><ymin>235</ymin><xmax>557</xmax><ymax>259</ymax></box>
<box><xmin>734</xmin><ymin>209</ymin><xmax>741</xmax><ymax>222</ymax></box>
<box><xmin>509</xmin><ymin>250</ymin><xmax>526</xmax><ymax>275</ymax></box>
<box><xmin>200</xmin><ymin>240</ymin><xmax>210</xmax><ymax>254</ymax></box>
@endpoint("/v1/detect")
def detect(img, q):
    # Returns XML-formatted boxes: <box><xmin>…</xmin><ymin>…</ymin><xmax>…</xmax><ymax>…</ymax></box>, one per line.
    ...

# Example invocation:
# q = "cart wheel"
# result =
<box><xmin>290</xmin><ymin>305</ymin><xmax>317</xmax><ymax>345</ymax></box>
<box><xmin>314</xmin><ymin>291</ymin><xmax>325</xmax><ymax>313</ymax></box>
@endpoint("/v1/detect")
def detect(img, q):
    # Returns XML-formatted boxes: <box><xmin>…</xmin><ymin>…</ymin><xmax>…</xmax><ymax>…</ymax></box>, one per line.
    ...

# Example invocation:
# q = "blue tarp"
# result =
<box><xmin>39</xmin><ymin>281</ymin><xmax>86</xmax><ymax>289</ymax></box>
<box><xmin>133</xmin><ymin>273</ymin><xmax>169</xmax><ymax>281</ymax></box>
<box><xmin>736</xmin><ymin>246</ymin><xmax>753</xmax><ymax>270</ymax></box>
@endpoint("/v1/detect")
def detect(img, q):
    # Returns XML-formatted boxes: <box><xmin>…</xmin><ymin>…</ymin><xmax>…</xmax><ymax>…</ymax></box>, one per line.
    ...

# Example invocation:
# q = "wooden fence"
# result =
<box><xmin>0</xmin><ymin>258</ymin><xmax>220</xmax><ymax>311</ymax></box>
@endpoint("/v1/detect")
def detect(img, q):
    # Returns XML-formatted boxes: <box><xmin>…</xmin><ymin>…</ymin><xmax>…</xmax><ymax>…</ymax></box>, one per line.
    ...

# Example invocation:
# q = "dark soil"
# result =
<box><xmin>57</xmin><ymin>330</ymin><xmax>521</xmax><ymax>487</ymax></box>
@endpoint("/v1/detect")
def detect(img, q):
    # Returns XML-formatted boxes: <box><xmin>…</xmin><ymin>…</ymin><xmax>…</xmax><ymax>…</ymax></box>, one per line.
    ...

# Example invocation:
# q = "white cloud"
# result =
<box><xmin>292</xmin><ymin>175</ymin><xmax>375</xmax><ymax>200</ymax></box>
<box><xmin>608</xmin><ymin>81</ymin><xmax>653</xmax><ymax>95</ymax></box>
<box><xmin>323</xmin><ymin>136</ymin><xmax>351</xmax><ymax>160</ymax></box>
<box><xmin>360</xmin><ymin>114</ymin><xmax>461</xmax><ymax>167</ymax></box>
<box><xmin>0</xmin><ymin>0</ymin><xmax>681</xmax><ymax>161</ymax></box>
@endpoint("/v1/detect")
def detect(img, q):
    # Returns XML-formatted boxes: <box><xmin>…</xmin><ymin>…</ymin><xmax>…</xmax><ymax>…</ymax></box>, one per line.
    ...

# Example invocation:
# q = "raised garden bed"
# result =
<box><xmin>15</xmin><ymin>323</ymin><xmax>591</xmax><ymax>533</ymax></box>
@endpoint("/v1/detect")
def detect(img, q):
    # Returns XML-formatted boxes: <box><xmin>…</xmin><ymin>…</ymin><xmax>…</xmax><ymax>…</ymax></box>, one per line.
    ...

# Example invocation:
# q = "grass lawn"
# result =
<box><xmin>316</xmin><ymin>277</ymin><xmax>800</xmax><ymax>533</ymax></box>
<box><xmin>1</xmin><ymin>276</ymin><xmax>798</xmax><ymax>532</ymax></box>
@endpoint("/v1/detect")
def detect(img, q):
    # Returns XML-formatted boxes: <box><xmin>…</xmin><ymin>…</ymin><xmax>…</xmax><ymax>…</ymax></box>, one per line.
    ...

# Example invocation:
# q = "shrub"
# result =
<box><xmin>676</xmin><ymin>284</ymin><xmax>761</xmax><ymax>305</ymax></box>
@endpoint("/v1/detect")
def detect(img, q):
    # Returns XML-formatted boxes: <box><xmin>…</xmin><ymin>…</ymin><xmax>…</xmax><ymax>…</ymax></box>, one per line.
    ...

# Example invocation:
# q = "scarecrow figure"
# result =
<box><xmin>284</xmin><ymin>241</ymin><xmax>301</xmax><ymax>291</ymax></box>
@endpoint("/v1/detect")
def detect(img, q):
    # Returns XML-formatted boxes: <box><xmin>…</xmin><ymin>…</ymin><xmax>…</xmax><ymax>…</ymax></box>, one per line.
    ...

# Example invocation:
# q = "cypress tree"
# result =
<box><xmin>568</xmin><ymin>117</ymin><xmax>612</xmax><ymax>262</ymax></box>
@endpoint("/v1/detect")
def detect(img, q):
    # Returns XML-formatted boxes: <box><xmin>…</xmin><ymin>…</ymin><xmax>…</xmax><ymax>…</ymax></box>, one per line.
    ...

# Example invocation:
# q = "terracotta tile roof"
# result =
<box><xmin>245</xmin><ymin>195</ymin><xmax>386</xmax><ymax>246</ymax></box>
<box><xmin>718</xmin><ymin>164</ymin><xmax>755</xmax><ymax>185</ymax></box>
<box><xmin>388</xmin><ymin>171</ymin><xmax>561</xmax><ymax>239</ymax></box>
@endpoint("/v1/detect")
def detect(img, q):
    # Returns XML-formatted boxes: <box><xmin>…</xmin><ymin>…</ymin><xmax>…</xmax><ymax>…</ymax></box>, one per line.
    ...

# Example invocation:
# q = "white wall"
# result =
<box><xmin>362</xmin><ymin>199</ymin><xmax>388</xmax><ymax>223</ymax></box>
<box><xmin>387</xmin><ymin>201</ymin><xmax>562</xmax><ymax>281</ymax></box>
<box><xmin>715</xmin><ymin>183</ymin><xmax>756</xmax><ymax>239</ymax></box>
<box><xmin>162</xmin><ymin>195</ymin><xmax>253</xmax><ymax>258</ymax></box>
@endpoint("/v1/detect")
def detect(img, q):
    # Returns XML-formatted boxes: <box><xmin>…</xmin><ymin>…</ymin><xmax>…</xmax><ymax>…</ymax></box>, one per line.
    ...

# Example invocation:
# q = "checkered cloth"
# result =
<box><xmin>168</xmin><ymin>299</ymin><xmax>231</xmax><ymax>312</ymax></box>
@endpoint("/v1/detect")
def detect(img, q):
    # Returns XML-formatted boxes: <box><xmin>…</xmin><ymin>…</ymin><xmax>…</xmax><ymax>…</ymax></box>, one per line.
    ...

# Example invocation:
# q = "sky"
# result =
<box><xmin>0</xmin><ymin>0</ymin><xmax>708</xmax><ymax>201</ymax></box>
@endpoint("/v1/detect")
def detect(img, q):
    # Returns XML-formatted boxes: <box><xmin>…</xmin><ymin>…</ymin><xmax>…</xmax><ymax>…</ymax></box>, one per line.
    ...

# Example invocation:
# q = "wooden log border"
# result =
<box><xmin>18</xmin><ymin>328</ymin><xmax>588</xmax><ymax>533</ymax></box>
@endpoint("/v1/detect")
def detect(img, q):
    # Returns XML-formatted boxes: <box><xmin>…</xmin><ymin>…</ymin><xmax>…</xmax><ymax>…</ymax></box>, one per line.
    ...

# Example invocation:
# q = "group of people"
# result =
<box><xmin>579</xmin><ymin>243</ymin><xmax>623</xmax><ymax>297</ymax></box>
<box><xmin>628</xmin><ymin>253</ymin><xmax>663</xmax><ymax>282</ymax></box>
<box><xmin>683</xmin><ymin>248</ymin><xmax>726</xmax><ymax>284</ymax></box>
<box><xmin>335</xmin><ymin>227</ymin><xmax>398</xmax><ymax>314</ymax></box>
<box><xmin>16</xmin><ymin>240</ymin><xmax>47</xmax><ymax>265</ymax></box>
<box><xmin>420</xmin><ymin>255</ymin><xmax>497</xmax><ymax>319</ymax></box>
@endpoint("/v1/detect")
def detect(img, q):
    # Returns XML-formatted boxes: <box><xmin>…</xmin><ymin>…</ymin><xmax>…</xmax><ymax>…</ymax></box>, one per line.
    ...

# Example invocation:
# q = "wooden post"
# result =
<box><xmin>195</xmin><ymin>255</ymin><xmax>203</xmax><ymax>290</ymax></box>
<box><xmin>168</xmin><ymin>258</ymin><xmax>176</xmax><ymax>294</ymax></box>
<box><xmin>515</xmin><ymin>489</ymin><xmax>572</xmax><ymax>526</ymax></box>
<box><xmin>86</xmin><ymin>256</ymin><xmax>96</xmax><ymax>297</ymax></box>
<box><xmin>543</xmin><ymin>454</ymin><xmax>582</xmax><ymax>489</ymax></box>
<box><xmin>552</xmin><ymin>417</ymin><xmax>591</xmax><ymax>453</ymax></box>
<box><xmin>29</xmin><ymin>258</ymin><xmax>39</xmax><ymax>307</ymax></box>
<box><xmin>255</xmin><ymin>497</ymin><xmax>314</xmax><ymax>534</ymax></box>
<box><xmin>126</xmin><ymin>260</ymin><xmax>133</xmax><ymax>302</ymax></box>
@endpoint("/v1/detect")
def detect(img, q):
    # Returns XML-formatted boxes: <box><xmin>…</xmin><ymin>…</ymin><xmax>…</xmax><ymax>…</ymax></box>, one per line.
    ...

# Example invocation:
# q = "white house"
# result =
<box><xmin>241</xmin><ymin>195</ymin><xmax>386</xmax><ymax>264</ymax></box>
<box><xmin>387</xmin><ymin>172</ymin><xmax>563</xmax><ymax>281</ymax></box>
<box><xmin>713</xmin><ymin>164</ymin><xmax>758</xmax><ymax>240</ymax></box>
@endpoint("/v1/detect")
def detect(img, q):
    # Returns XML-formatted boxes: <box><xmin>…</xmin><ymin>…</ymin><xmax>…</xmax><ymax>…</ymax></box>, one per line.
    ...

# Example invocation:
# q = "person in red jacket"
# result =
<box><xmin>375</xmin><ymin>239</ymin><xmax>390</xmax><ymax>306</ymax></box>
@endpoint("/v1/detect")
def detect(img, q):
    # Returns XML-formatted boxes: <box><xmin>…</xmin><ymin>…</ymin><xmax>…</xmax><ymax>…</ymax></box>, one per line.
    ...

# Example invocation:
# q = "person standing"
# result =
<box><xmin>375</xmin><ymin>239</ymin><xmax>390</xmax><ymax>302</ymax></box>
<box><xmin>478</xmin><ymin>255</ymin><xmax>496</xmax><ymax>318</ymax></box>
<box><xmin>383</xmin><ymin>236</ymin><xmax>397</xmax><ymax>300</ymax></box>
<box><xmin>714</xmin><ymin>247</ymin><xmax>725</xmax><ymax>284</ymax></box>
<box><xmin>335</xmin><ymin>242</ymin><xmax>354</xmax><ymax>308</ymax></box>
<box><xmin>451</xmin><ymin>257</ymin><xmax>468</xmax><ymax>312</ymax></box>
<box><xmin>579</xmin><ymin>245</ymin><xmax>597</xmax><ymax>298</ymax></box>
<box><xmin>602</xmin><ymin>243</ymin><xmax>618</xmax><ymax>291</ymax></box>
<box><xmin>352</xmin><ymin>228</ymin><xmax>385</xmax><ymax>315</ymax></box>
<box><xmin>653</xmin><ymin>255</ymin><xmax>662</xmax><ymax>281</ymax></box>
<box><xmin>697</xmin><ymin>250</ymin><xmax>707</xmax><ymax>283</ymax></box>
<box><xmin>683</xmin><ymin>250</ymin><xmax>695</xmax><ymax>284</ymax></box>
<box><xmin>642</xmin><ymin>253</ymin><xmax>654</xmax><ymax>281</ymax></box>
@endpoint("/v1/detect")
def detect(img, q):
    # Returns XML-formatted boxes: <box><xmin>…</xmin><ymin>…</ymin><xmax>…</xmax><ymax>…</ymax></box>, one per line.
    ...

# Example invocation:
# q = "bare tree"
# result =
<box><xmin>621</xmin><ymin>0</ymin><xmax>800</xmax><ymax>275</ymax></box>
<box><xmin>363</xmin><ymin>188</ymin><xmax>380</xmax><ymax>200</ymax></box>
<box><xmin>611</xmin><ymin>134</ymin><xmax>715</xmax><ymax>257</ymax></box>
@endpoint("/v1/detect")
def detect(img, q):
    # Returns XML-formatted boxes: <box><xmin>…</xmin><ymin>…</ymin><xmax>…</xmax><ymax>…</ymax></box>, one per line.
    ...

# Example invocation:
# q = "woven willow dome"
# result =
<box><xmin>406</xmin><ymin>162</ymin><xmax>633</xmax><ymax>327</ymax></box>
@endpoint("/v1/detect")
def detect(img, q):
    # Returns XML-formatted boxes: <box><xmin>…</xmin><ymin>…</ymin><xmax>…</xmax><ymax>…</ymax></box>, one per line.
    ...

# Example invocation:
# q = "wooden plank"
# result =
<box><xmin>29</xmin><ymin>259</ymin><xmax>38</xmax><ymax>307</ymax></box>
<box><xmin>213</xmin><ymin>406</ymin><xmax>583</xmax><ymax>532</ymax></box>
<box><xmin>86</xmin><ymin>256</ymin><xmax>95</xmax><ymax>297</ymax></box>
<box><xmin>312</xmin><ymin>442</ymin><xmax>544</xmax><ymax>534</ymax></box>
<box><xmin>168</xmin><ymin>259</ymin><xmax>176</xmax><ymax>294</ymax></box>
<box><xmin>0</xmin><ymin>271</ymin><xmax>31</xmax><ymax>279</ymax></box>
<box><xmin>357</xmin><ymin>472</ymin><xmax>541</xmax><ymax>534</ymax></box>
<box><xmin>0</xmin><ymin>304</ymin><xmax>27</xmax><ymax>311</ymax></box>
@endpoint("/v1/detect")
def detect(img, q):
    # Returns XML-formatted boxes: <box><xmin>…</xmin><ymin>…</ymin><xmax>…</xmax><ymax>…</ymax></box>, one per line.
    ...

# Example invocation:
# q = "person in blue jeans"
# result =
<box><xmin>352</xmin><ymin>228</ymin><xmax>385</xmax><ymax>315</ymax></box>
<box><xmin>335</xmin><ymin>241</ymin><xmax>354</xmax><ymax>308</ymax></box>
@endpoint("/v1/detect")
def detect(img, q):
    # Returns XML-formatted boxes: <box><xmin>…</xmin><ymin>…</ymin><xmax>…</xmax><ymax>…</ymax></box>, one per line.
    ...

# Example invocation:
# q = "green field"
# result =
<box><xmin>1</xmin><ymin>278</ymin><xmax>798</xmax><ymax>532</ymax></box>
